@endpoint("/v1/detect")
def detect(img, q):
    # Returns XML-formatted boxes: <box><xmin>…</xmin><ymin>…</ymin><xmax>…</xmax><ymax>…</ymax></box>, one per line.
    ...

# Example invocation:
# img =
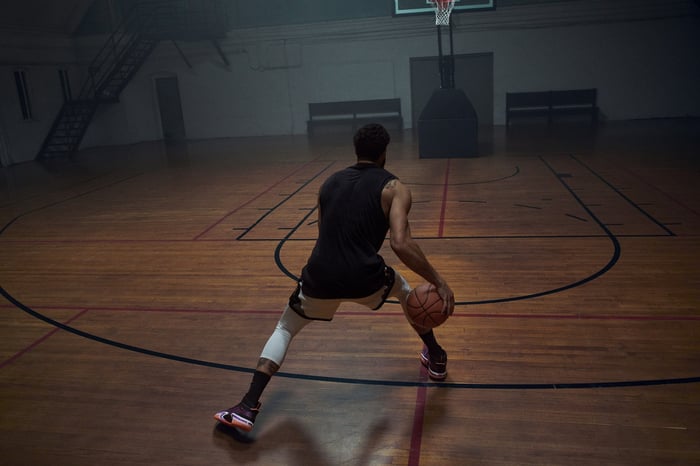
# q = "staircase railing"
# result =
<box><xmin>77</xmin><ymin>1</ymin><xmax>166</xmax><ymax>100</ymax></box>
<box><xmin>78</xmin><ymin>0</ymin><xmax>226</xmax><ymax>100</ymax></box>
<box><xmin>38</xmin><ymin>0</ymin><xmax>227</xmax><ymax>159</ymax></box>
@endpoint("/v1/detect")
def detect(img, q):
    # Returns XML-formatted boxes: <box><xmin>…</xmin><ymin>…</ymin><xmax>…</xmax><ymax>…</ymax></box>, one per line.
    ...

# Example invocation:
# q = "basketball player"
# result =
<box><xmin>215</xmin><ymin>123</ymin><xmax>455</xmax><ymax>432</ymax></box>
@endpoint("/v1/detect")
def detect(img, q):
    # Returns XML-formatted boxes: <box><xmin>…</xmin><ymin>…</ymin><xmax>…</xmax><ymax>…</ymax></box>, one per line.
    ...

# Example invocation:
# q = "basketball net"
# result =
<box><xmin>432</xmin><ymin>0</ymin><xmax>456</xmax><ymax>26</ymax></box>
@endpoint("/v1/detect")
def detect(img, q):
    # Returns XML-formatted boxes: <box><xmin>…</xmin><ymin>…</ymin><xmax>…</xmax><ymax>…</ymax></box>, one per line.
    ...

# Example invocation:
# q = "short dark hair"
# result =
<box><xmin>353</xmin><ymin>124</ymin><xmax>390</xmax><ymax>161</ymax></box>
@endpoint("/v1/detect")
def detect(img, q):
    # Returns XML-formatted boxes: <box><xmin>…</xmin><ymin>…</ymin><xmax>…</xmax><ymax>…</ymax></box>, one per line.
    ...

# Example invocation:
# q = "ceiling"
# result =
<box><xmin>0</xmin><ymin>0</ymin><xmax>697</xmax><ymax>37</ymax></box>
<box><xmin>0</xmin><ymin>0</ymin><xmax>94</xmax><ymax>35</ymax></box>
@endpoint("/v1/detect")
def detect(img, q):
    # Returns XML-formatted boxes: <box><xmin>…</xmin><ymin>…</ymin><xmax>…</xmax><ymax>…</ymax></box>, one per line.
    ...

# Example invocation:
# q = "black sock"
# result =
<box><xmin>242</xmin><ymin>370</ymin><xmax>271</xmax><ymax>407</ymax></box>
<box><xmin>419</xmin><ymin>329</ymin><xmax>443</xmax><ymax>357</ymax></box>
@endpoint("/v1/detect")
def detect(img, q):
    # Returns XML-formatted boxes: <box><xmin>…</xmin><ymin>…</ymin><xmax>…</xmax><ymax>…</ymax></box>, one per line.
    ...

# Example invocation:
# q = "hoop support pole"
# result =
<box><xmin>448</xmin><ymin>19</ymin><xmax>455</xmax><ymax>88</ymax></box>
<box><xmin>436</xmin><ymin>25</ymin><xmax>446</xmax><ymax>89</ymax></box>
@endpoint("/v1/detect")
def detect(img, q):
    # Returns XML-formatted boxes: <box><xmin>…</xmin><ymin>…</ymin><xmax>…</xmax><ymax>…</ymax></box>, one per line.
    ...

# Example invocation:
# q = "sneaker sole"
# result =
<box><xmin>214</xmin><ymin>411</ymin><xmax>254</xmax><ymax>432</ymax></box>
<box><xmin>420</xmin><ymin>351</ymin><xmax>447</xmax><ymax>381</ymax></box>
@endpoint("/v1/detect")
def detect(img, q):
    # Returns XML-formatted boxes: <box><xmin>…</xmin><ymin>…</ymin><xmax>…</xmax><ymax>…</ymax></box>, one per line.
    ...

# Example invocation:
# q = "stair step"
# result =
<box><xmin>39</xmin><ymin>28</ymin><xmax>161</xmax><ymax>158</ymax></box>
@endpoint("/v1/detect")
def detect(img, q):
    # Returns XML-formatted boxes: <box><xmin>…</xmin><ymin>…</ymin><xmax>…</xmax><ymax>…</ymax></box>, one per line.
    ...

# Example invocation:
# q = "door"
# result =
<box><xmin>155</xmin><ymin>76</ymin><xmax>186</xmax><ymax>142</ymax></box>
<box><xmin>410</xmin><ymin>52</ymin><xmax>494</xmax><ymax>128</ymax></box>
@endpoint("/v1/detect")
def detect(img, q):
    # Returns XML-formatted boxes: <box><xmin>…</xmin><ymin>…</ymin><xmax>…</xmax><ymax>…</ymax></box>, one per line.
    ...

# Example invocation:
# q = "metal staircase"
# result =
<box><xmin>37</xmin><ymin>100</ymin><xmax>99</xmax><ymax>159</ymax></box>
<box><xmin>37</xmin><ymin>0</ymin><xmax>226</xmax><ymax>159</ymax></box>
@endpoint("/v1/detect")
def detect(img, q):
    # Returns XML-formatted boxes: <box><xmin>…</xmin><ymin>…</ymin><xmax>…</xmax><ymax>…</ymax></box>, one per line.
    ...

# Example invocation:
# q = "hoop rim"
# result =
<box><xmin>431</xmin><ymin>0</ymin><xmax>455</xmax><ymax>25</ymax></box>
<box><xmin>431</xmin><ymin>0</ymin><xmax>456</xmax><ymax>8</ymax></box>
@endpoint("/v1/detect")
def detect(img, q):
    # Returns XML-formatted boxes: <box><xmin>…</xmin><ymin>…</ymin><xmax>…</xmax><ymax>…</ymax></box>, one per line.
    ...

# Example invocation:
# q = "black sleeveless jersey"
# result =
<box><xmin>300</xmin><ymin>163</ymin><xmax>397</xmax><ymax>299</ymax></box>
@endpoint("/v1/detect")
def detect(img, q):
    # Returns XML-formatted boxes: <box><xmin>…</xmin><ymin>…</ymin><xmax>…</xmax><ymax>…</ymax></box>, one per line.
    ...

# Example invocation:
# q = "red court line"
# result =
<box><xmin>86</xmin><ymin>307</ymin><xmax>278</xmax><ymax>315</ymax></box>
<box><xmin>457</xmin><ymin>312</ymin><xmax>700</xmax><ymax>321</ymax></box>
<box><xmin>1</xmin><ymin>304</ymin><xmax>276</xmax><ymax>315</ymax></box>
<box><xmin>193</xmin><ymin>158</ymin><xmax>321</xmax><ymax>240</ymax></box>
<box><xmin>1</xmin><ymin>303</ymin><xmax>697</xmax><ymax>321</ymax></box>
<box><xmin>437</xmin><ymin>158</ymin><xmax>451</xmax><ymax>238</ymax></box>
<box><xmin>0</xmin><ymin>239</ymin><xmax>237</xmax><ymax>244</ymax></box>
<box><xmin>408</xmin><ymin>360</ymin><xmax>430</xmax><ymax>466</ymax></box>
<box><xmin>0</xmin><ymin>309</ymin><xmax>88</xmax><ymax>370</ymax></box>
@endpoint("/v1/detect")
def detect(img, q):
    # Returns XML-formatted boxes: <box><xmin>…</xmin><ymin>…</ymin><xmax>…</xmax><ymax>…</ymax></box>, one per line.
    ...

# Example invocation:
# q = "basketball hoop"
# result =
<box><xmin>431</xmin><ymin>0</ymin><xmax>456</xmax><ymax>26</ymax></box>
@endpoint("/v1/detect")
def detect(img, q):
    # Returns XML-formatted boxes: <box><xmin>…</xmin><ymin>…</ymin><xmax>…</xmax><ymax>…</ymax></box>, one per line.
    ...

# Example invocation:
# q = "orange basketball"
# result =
<box><xmin>406</xmin><ymin>284</ymin><xmax>448</xmax><ymax>329</ymax></box>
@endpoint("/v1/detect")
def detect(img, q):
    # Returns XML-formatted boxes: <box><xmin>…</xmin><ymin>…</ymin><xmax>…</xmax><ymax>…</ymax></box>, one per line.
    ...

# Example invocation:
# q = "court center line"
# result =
<box><xmin>409</xmin><ymin>364</ymin><xmax>430</xmax><ymax>466</ymax></box>
<box><xmin>437</xmin><ymin>158</ymin><xmax>451</xmax><ymax>238</ymax></box>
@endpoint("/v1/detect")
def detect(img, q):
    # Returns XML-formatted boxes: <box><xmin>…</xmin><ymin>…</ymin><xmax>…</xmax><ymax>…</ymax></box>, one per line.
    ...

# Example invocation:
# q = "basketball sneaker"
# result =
<box><xmin>420</xmin><ymin>346</ymin><xmax>447</xmax><ymax>380</ymax></box>
<box><xmin>214</xmin><ymin>401</ymin><xmax>261</xmax><ymax>432</ymax></box>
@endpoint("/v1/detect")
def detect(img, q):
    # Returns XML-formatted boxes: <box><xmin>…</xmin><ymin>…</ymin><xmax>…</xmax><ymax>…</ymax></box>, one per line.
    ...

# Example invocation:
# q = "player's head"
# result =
<box><xmin>354</xmin><ymin>124</ymin><xmax>390</xmax><ymax>165</ymax></box>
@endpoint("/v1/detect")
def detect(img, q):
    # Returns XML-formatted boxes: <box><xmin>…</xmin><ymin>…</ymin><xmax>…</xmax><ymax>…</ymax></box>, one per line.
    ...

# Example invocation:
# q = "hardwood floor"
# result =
<box><xmin>1</xmin><ymin>120</ymin><xmax>699</xmax><ymax>465</ymax></box>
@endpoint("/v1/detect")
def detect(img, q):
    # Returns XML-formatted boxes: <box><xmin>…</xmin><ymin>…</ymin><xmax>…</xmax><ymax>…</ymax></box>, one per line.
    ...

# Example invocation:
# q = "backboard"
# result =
<box><xmin>393</xmin><ymin>0</ymin><xmax>494</xmax><ymax>16</ymax></box>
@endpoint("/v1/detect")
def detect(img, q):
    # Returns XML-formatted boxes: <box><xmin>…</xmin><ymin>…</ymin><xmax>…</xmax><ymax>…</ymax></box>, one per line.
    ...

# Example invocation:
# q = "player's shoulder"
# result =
<box><xmin>382</xmin><ymin>177</ymin><xmax>411</xmax><ymax>201</ymax></box>
<box><xmin>383</xmin><ymin>177</ymin><xmax>399</xmax><ymax>187</ymax></box>
<box><xmin>382</xmin><ymin>176</ymin><xmax>402</xmax><ymax>192</ymax></box>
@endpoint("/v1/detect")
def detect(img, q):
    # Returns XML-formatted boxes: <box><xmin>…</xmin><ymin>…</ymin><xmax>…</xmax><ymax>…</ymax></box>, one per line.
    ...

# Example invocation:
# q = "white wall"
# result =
<box><xmin>2</xmin><ymin>0</ymin><xmax>699</xmax><ymax>163</ymax></box>
<box><xmin>82</xmin><ymin>3</ymin><xmax>700</xmax><ymax>150</ymax></box>
<box><xmin>0</xmin><ymin>31</ymin><xmax>81</xmax><ymax>165</ymax></box>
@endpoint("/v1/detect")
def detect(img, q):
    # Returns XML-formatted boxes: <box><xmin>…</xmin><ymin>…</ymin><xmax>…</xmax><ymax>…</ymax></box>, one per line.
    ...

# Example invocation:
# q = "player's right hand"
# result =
<box><xmin>435</xmin><ymin>281</ymin><xmax>455</xmax><ymax>316</ymax></box>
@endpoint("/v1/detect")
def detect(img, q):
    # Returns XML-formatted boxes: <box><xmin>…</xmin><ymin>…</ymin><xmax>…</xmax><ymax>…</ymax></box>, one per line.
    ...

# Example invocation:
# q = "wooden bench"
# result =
<box><xmin>506</xmin><ymin>89</ymin><xmax>598</xmax><ymax>128</ymax></box>
<box><xmin>307</xmin><ymin>98</ymin><xmax>403</xmax><ymax>135</ymax></box>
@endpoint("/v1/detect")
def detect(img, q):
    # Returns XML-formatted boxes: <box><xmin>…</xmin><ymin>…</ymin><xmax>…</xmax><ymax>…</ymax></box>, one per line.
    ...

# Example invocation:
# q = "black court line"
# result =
<box><xmin>2</xmin><ymin>287</ymin><xmax>698</xmax><ymax>389</ymax></box>
<box><xmin>0</xmin><ymin>173</ymin><xmax>145</xmax><ymax>236</ymax></box>
<box><xmin>241</xmin><ymin>163</ymin><xmax>509</xmax><ymax>247</ymax></box>
<box><xmin>193</xmin><ymin>157</ymin><xmax>326</xmax><ymax>240</ymax></box>
<box><xmin>453</xmin><ymin>155</ymin><xmax>622</xmax><ymax>305</ymax></box>
<box><xmin>566</xmin><ymin>214</ymin><xmax>588</xmax><ymax>222</ymax></box>
<box><xmin>274</xmin><ymin>206</ymin><xmax>319</xmax><ymax>280</ymax></box>
<box><xmin>235</xmin><ymin>162</ymin><xmax>335</xmax><ymax>240</ymax></box>
<box><xmin>1</xmin><ymin>160</ymin><xmax>698</xmax><ymax>390</ymax></box>
<box><xmin>381</xmin><ymin>156</ymin><xmax>619</xmax><ymax>307</ymax></box>
<box><xmin>618</xmin><ymin>163</ymin><xmax>700</xmax><ymax>218</ymax></box>
<box><xmin>514</xmin><ymin>203</ymin><xmax>542</xmax><ymax>210</ymax></box>
<box><xmin>0</xmin><ymin>169</ymin><xmax>125</xmax><ymax>210</ymax></box>
<box><xmin>571</xmin><ymin>155</ymin><xmax>676</xmax><ymax>236</ymax></box>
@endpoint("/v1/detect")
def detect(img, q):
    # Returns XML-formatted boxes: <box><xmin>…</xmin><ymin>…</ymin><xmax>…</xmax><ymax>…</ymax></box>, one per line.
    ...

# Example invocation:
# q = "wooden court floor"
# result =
<box><xmin>1</xmin><ymin>120</ymin><xmax>699</xmax><ymax>465</ymax></box>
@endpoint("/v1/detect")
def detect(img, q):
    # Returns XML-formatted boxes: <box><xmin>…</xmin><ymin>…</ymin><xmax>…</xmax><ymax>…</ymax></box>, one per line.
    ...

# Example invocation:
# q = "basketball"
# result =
<box><xmin>406</xmin><ymin>284</ymin><xmax>448</xmax><ymax>329</ymax></box>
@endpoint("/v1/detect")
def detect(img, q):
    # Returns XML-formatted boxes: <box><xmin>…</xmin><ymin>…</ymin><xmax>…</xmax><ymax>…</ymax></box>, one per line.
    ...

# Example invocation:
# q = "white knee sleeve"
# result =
<box><xmin>259</xmin><ymin>305</ymin><xmax>311</xmax><ymax>366</ymax></box>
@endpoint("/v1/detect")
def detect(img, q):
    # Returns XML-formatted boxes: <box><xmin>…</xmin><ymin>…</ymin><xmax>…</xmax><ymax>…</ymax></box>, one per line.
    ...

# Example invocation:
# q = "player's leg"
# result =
<box><xmin>214</xmin><ymin>304</ymin><xmax>311</xmax><ymax>431</ymax></box>
<box><xmin>355</xmin><ymin>267</ymin><xmax>447</xmax><ymax>380</ymax></box>
<box><xmin>215</xmin><ymin>288</ymin><xmax>341</xmax><ymax>431</ymax></box>
<box><xmin>391</xmin><ymin>270</ymin><xmax>448</xmax><ymax>380</ymax></box>
<box><xmin>417</xmin><ymin>330</ymin><xmax>447</xmax><ymax>380</ymax></box>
